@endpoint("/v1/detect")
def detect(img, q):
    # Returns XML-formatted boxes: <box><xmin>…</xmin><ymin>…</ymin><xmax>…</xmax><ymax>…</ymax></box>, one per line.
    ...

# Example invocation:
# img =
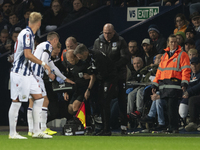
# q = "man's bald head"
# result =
<box><xmin>103</xmin><ymin>23</ymin><xmax>115</xmax><ymax>42</ymax></box>
<box><xmin>66</xmin><ymin>50</ymin><xmax>77</xmax><ymax>65</ymax></box>
<box><xmin>133</xmin><ymin>57</ymin><xmax>143</xmax><ymax>71</ymax></box>
<box><xmin>65</xmin><ymin>36</ymin><xmax>78</xmax><ymax>50</ymax></box>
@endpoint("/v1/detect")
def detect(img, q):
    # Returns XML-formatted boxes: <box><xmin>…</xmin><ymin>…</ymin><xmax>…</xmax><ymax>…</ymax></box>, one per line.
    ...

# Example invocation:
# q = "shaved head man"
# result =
<box><xmin>103</xmin><ymin>23</ymin><xmax>115</xmax><ymax>42</ymax></box>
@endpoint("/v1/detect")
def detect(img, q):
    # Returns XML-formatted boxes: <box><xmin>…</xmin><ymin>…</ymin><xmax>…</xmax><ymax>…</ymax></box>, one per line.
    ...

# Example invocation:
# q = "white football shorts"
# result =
<box><xmin>10</xmin><ymin>72</ymin><xmax>42</xmax><ymax>102</ymax></box>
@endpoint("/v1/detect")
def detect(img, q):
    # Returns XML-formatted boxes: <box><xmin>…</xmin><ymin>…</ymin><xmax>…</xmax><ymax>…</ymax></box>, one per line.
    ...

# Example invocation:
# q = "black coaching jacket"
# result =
<box><xmin>93</xmin><ymin>33</ymin><xmax>130</xmax><ymax>79</ymax></box>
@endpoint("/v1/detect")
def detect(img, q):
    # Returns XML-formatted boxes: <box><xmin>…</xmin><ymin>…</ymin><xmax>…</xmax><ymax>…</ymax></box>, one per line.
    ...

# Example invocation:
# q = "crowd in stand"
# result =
<box><xmin>1</xmin><ymin>0</ymin><xmax>200</xmax><ymax>136</ymax></box>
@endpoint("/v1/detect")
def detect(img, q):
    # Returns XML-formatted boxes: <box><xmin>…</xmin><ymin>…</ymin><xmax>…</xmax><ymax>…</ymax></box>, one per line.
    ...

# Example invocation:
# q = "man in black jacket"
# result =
<box><xmin>93</xmin><ymin>23</ymin><xmax>130</xmax><ymax>134</ymax></box>
<box><xmin>74</xmin><ymin>44</ymin><xmax>118</xmax><ymax>136</ymax></box>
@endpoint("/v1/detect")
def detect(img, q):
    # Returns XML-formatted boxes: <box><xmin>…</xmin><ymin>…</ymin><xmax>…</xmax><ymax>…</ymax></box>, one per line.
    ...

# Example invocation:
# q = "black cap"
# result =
<box><xmin>190</xmin><ymin>12</ymin><xmax>200</xmax><ymax>20</ymax></box>
<box><xmin>185</xmin><ymin>26</ymin><xmax>196</xmax><ymax>35</ymax></box>
<box><xmin>190</xmin><ymin>57</ymin><xmax>200</xmax><ymax>64</ymax></box>
<box><xmin>185</xmin><ymin>39</ymin><xmax>195</xmax><ymax>45</ymax></box>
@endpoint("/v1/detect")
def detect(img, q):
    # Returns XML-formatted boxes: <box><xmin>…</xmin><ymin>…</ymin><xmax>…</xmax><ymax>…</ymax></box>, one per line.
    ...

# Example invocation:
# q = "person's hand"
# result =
<box><xmin>56</xmin><ymin>77</ymin><xmax>65</xmax><ymax>84</ymax></box>
<box><xmin>44</xmin><ymin>64</ymin><xmax>51</xmax><ymax>75</ymax></box>
<box><xmin>7</xmin><ymin>54</ymin><xmax>14</xmax><ymax>63</ymax></box>
<box><xmin>84</xmin><ymin>89</ymin><xmax>90</xmax><ymax>100</ymax></box>
<box><xmin>151</xmin><ymin>93</ymin><xmax>160</xmax><ymax>101</ymax></box>
<box><xmin>49</xmin><ymin>73</ymin><xmax>55</xmax><ymax>81</ymax></box>
<box><xmin>65</xmin><ymin>78</ymin><xmax>75</xmax><ymax>84</ymax></box>
<box><xmin>83</xmin><ymin>73</ymin><xmax>90</xmax><ymax>79</ymax></box>
<box><xmin>182</xmin><ymin>86</ymin><xmax>186</xmax><ymax>92</ymax></box>
<box><xmin>152</xmin><ymin>88</ymin><xmax>156</xmax><ymax>94</ymax></box>
<box><xmin>182</xmin><ymin>91</ymin><xmax>189</xmax><ymax>99</ymax></box>
<box><xmin>64</xmin><ymin>92</ymin><xmax>69</xmax><ymax>101</ymax></box>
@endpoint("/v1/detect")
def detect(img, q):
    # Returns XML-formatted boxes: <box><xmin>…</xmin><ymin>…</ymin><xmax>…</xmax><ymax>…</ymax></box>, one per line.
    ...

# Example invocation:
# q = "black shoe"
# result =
<box><xmin>85</xmin><ymin>126</ymin><xmax>94</xmax><ymax>135</ymax></box>
<box><xmin>121</xmin><ymin>129</ymin><xmax>127</xmax><ymax>135</ymax></box>
<box><xmin>95</xmin><ymin>130</ymin><xmax>111</xmax><ymax>136</ymax></box>
<box><xmin>152</xmin><ymin>125</ymin><xmax>166</xmax><ymax>131</ymax></box>
<box><xmin>140</xmin><ymin>116</ymin><xmax>155</xmax><ymax>123</ymax></box>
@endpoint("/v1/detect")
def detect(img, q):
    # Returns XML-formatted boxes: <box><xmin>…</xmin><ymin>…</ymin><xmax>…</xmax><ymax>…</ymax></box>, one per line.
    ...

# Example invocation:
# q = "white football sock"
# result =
<box><xmin>32</xmin><ymin>98</ymin><xmax>44</xmax><ymax>133</ymax></box>
<box><xmin>27</xmin><ymin>107</ymin><xmax>33</xmax><ymax>133</ymax></box>
<box><xmin>41</xmin><ymin>107</ymin><xmax>48</xmax><ymax>132</ymax></box>
<box><xmin>8</xmin><ymin>102</ymin><xmax>22</xmax><ymax>136</ymax></box>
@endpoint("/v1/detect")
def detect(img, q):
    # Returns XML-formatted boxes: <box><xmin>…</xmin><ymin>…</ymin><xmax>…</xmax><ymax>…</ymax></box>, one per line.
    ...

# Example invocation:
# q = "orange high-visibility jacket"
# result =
<box><xmin>152</xmin><ymin>45</ymin><xmax>191</xmax><ymax>97</ymax></box>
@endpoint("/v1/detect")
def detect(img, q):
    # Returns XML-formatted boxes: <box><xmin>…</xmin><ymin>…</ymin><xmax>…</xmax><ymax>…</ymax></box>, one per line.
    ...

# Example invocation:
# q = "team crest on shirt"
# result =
<box><xmin>22</xmin><ymin>95</ymin><xmax>26</xmax><ymax>99</ymax></box>
<box><xmin>173</xmin><ymin>58</ymin><xmax>177</xmax><ymax>62</ymax></box>
<box><xmin>112</xmin><ymin>42</ymin><xmax>117</xmax><ymax>50</ymax></box>
<box><xmin>25</xmin><ymin>34</ymin><xmax>30</xmax><ymax>47</ymax></box>
<box><xmin>100</xmin><ymin>43</ymin><xmax>103</xmax><ymax>49</ymax></box>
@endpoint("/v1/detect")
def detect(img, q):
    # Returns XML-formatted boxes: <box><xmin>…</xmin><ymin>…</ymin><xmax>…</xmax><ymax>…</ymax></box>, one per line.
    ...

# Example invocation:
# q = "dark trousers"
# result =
<box><xmin>165</xmin><ymin>97</ymin><xmax>179</xmax><ymax>131</ymax></box>
<box><xmin>117</xmin><ymin>79</ymin><xmax>127</xmax><ymax>126</ymax></box>
<box><xmin>189</xmin><ymin>95</ymin><xmax>200</xmax><ymax>123</ymax></box>
<box><xmin>98</xmin><ymin>81</ymin><xmax>116</xmax><ymax>132</ymax></box>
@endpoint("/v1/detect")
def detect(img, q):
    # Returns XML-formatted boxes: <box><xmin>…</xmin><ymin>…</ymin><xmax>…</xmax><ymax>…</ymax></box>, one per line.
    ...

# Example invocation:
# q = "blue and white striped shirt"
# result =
<box><xmin>31</xmin><ymin>41</ymin><xmax>52</xmax><ymax>78</ymax></box>
<box><xmin>11</xmin><ymin>26</ymin><xmax>35</xmax><ymax>76</ymax></box>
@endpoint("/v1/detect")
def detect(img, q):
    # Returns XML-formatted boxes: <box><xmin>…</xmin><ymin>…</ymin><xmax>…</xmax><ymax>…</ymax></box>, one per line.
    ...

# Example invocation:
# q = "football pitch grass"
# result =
<box><xmin>0</xmin><ymin>131</ymin><xmax>200</xmax><ymax>150</ymax></box>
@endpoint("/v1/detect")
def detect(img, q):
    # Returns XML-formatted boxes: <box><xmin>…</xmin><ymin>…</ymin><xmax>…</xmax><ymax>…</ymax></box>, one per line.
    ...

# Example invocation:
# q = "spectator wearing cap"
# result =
<box><xmin>190</xmin><ymin>12</ymin><xmax>200</xmax><ymax>33</ymax></box>
<box><xmin>148</xmin><ymin>24</ymin><xmax>166</xmax><ymax>54</ymax></box>
<box><xmin>184</xmin><ymin>39</ymin><xmax>196</xmax><ymax>53</ymax></box>
<box><xmin>185</xmin><ymin>26</ymin><xmax>196</xmax><ymax>40</ymax></box>
<box><xmin>180</xmin><ymin>57</ymin><xmax>200</xmax><ymax>132</ymax></box>
<box><xmin>188</xmin><ymin>49</ymin><xmax>199</xmax><ymax>60</ymax></box>
<box><xmin>141</xmin><ymin>38</ymin><xmax>157</xmax><ymax>66</ymax></box>
<box><xmin>173</xmin><ymin>13</ymin><xmax>189</xmax><ymax>35</ymax></box>
<box><xmin>175</xmin><ymin>31</ymin><xmax>186</xmax><ymax>50</ymax></box>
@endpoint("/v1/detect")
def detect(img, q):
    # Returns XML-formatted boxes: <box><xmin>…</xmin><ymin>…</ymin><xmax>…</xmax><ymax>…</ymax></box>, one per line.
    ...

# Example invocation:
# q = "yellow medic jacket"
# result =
<box><xmin>152</xmin><ymin>45</ymin><xmax>191</xmax><ymax>98</ymax></box>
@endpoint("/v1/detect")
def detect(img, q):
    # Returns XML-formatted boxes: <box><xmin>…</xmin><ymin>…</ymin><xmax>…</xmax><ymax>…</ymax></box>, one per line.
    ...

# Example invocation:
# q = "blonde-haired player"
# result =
<box><xmin>9</xmin><ymin>12</ymin><xmax>52</xmax><ymax>139</ymax></box>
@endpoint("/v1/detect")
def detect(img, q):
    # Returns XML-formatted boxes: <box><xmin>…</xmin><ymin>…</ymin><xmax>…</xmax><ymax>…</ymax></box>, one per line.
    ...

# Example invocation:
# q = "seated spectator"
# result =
<box><xmin>148</xmin><ymin>24</ymin><xmax>166</xmax><ymax>54</ymax></box>
<box><xmin>127</xmin><ymin>54</ymin><xmax>162</xmax><ymax>121</ymax></box>
<box><xmin>184</xmin><ymin>39</ymin><xmax>196</xmax><ymax>53</ymax></box>
<box><xmin>175</xmin><ymin>31</ymin><xmax>186</xmax><ymax>50</ymax></box>
<box><xmin>180</xmin><ymin>57</ymin><xmax>200</xmax><ymax>132</ymax></box>
<box><xmin>127</xmin><ymin>57</ymin><xmax>144</xmax><ymax>115</ymax></box>
<box><xmin>61</xmin><ymin>0</ymin><xmax>90</xmax><ymax>25</ymax></box>
<box><xmin>185</xmin><ymin>26</ymin><xmax>196</xmax><ymax>40</ymax></box>
<box><xmin>42</xmin><ymin>0</ymin><xmax>67</xmax><ymax>34</ymax></box>
<box><xmin>188</xmin><ymin>49</ymin><xmax>199</xmax><ymax>61</ymax></box>
<box><xmin>7</xmin><ymin>13</ymin><xmax>23</xmax><ymax>35</ymax></box>
<box><xmin>1</xmin><ymin>1</ymin><xmax>12</xmax><ymax>23</ymax></box>
<box><xmin>126</xmin><ymin>40</ymin><xmax>145</xmax><ymax>76</ymax></box>
<box><xmin>190</xmin><ymin>12</ymin><xmax>200</xmax><ymax>33</ymax></box>
<box><xmin>10</xmin><ymin>0</ymin><xmax>22</xmax><ymax>14</ymax></box>
<box><xmin>0</xmin><ymin>29</ymin><xmax>12</xmax><ymax>54</ymax></box>
<box><xmin>82</xmin><ymin>0</ymin><xmax>99</xmax><ymax>10</ymax></box>
<box><xmin>173</xmin><ymin>13</ymin><xmax>189</xmax><ymax>34</ymax></box>
<box><xmin>141</xmin><ymin>38</ymin><xmax>157</xmax><ymax>66</ymax></box>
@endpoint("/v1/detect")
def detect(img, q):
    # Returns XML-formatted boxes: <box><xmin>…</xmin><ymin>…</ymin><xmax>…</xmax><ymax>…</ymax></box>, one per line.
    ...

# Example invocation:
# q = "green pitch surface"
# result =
<box><xmin>1</xmin><ymin>133</ymin><xmax>200</xmax><ymax>150</ymax></box>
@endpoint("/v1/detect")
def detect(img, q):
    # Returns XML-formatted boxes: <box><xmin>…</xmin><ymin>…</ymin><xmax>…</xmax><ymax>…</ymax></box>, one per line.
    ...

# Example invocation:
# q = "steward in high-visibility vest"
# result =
<box><xmin>151</xmin><ymin>34</ymin><xmax>191</xmax><ymax>133</ymax></box>
<box><xmin>152</xmin><ymin>45</ymin><xmax>191</xmax><ymax>98</ymax></box>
